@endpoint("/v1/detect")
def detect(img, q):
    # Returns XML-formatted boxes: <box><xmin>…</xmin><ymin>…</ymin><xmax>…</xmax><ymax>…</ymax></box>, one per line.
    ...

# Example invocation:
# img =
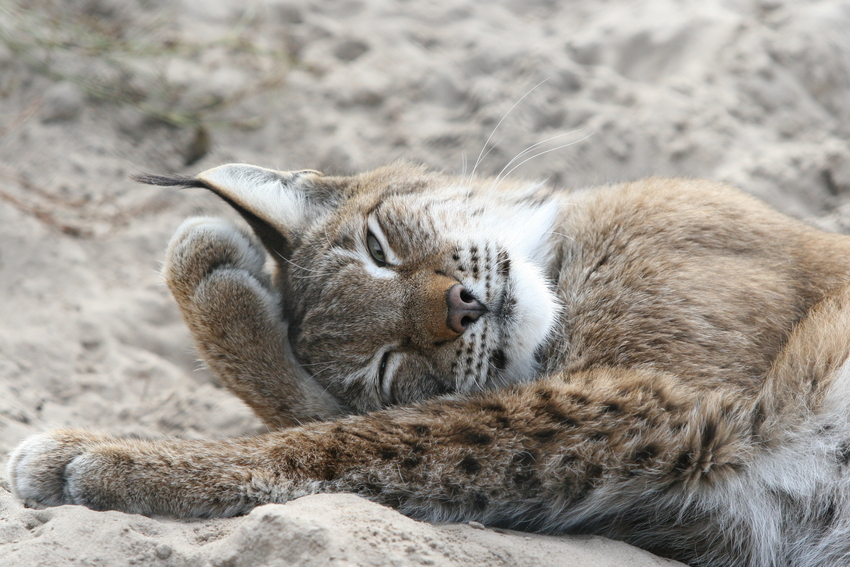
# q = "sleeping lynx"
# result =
<box><xmin>10</xmin><ymin>162</ymin><xmax>850</xmax><ymax>567</ymax></box>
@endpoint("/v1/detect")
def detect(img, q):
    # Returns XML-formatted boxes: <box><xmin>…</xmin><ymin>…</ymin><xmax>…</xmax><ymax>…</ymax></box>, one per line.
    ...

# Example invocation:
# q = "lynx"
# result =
<box><xmin>10</xmin><ymin>162</ymin><xmax>850</xmax><ymax>567</ymax></box>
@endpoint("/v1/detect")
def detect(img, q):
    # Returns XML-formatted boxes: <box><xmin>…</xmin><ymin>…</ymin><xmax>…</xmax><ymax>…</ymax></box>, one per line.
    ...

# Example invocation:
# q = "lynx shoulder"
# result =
<box><xmin>10</xmin><ymin>162</ymin><xmax>850</xmax><ymax>567</ymax></box>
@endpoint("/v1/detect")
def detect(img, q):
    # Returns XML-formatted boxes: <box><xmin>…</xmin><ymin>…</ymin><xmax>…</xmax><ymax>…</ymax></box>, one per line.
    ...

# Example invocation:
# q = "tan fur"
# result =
<box><xmin>10</xmin><ymin>164</ymin><xmax>850</xmax><ymax>567</ymax></box>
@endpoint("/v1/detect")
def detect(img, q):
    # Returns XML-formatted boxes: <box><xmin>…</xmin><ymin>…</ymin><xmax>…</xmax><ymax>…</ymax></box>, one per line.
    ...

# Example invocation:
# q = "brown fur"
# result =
<box><xmin>10</xmin><ymin>164</ymin><xmax>850</xmax><ymax>567</ymax></box>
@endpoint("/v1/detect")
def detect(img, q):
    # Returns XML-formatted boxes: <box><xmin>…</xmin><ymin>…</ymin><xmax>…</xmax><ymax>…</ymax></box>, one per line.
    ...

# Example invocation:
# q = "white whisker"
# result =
<box><xmin>490</xmin><ymin>130</ymin><xmax>582</xmax><ymax>191</ymax></box>
<box><xmin>468</xmin><ymin>77</ymin><xmax>551</xmax><ymax>181</ymax></box>
<box><xmin>493</xmin><ymin>132</ymin><xmax>596</xmax><ymax>191</ymax></box>
<box><xmin>274</xmin><ymin>250</ymin><xmax>330</xmax><ymax>278</ymax></box>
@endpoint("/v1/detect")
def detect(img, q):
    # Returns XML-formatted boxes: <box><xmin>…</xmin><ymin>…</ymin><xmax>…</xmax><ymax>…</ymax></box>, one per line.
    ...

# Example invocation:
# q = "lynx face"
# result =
<box><xmin>192</xmin><ymin>162</ymin><xmax>561</xmax><ymax>412</ymax></box>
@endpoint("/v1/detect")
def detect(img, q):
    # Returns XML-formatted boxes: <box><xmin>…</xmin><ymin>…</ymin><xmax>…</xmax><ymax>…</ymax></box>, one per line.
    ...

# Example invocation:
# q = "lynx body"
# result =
<box><xmin>10</xmin><ymin>163</ymin><xmax>850</xmax><ymax>567</ymax></box>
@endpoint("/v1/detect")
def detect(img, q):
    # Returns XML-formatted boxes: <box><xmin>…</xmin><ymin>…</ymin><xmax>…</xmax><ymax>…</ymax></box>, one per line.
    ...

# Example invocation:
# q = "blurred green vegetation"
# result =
<box><xmin>0</xmin><ymin>0</ymin><xmax>293</xmax><ymax>132</ymax></box>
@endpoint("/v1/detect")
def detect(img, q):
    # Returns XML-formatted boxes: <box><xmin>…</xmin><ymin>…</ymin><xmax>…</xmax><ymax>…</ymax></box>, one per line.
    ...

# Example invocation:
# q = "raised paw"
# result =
<box><xmin>161</xmin><ymin>217</ymin><xmax>345</xmax><ymax>426</ymax></box>
<box><xmin>163</xmin><ymin>217</ymin><xmax>270</xmax><ymax>309</ymax></box>
<box><xmin>7</xmin><ymin>430</ymin><xmax>112</xmax><ymax>508</ymax></box>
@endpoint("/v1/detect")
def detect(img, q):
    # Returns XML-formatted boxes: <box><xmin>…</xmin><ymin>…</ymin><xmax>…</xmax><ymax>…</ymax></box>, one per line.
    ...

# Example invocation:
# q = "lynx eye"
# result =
<box><xmin>367</xmin><ymin>231</ymin><xmax>388</xmax><ymax>267</ymax></box>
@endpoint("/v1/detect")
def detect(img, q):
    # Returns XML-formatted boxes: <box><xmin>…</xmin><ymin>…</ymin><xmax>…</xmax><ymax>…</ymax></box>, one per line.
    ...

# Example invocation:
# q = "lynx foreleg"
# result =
<box><xmin>9</xmin><ymin>368</ymin><xmax>759</xmax><ymax>525</ymax></box>
<box><xmin>163</xmin><ymin>217</ymin><xmax>346</xmax><ymax>427</ymax></box>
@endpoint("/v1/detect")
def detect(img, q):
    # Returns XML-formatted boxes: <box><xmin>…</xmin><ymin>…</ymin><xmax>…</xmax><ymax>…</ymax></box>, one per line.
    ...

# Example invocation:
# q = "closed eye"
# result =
<box><xmin>378</xmin><ymin>350</ymin><xmax>395</xmax><ymax>405</ymax></box>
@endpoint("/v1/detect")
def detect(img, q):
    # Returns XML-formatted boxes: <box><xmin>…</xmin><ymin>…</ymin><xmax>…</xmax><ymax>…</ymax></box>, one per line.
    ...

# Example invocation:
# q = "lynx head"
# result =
<box><xmin>142</xmin><ymin>162</ymin><xmax>561</xmax><ymax>412</ymax></box>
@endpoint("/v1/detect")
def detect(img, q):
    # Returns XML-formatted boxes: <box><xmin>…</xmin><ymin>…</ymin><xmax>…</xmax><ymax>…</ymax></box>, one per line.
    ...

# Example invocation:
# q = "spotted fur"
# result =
<box><xmin>10</xmin><ymin>162</ymin><xmax>850</xmax><ymax>567</ymax></box>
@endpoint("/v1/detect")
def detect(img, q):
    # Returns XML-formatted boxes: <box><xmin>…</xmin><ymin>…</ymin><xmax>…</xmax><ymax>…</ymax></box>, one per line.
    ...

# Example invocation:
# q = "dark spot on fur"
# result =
<box><xmin>411</xmin><ymin>424</ymin><xmax>431</xmax><ymax>437</ymax></box>
<box><xmin>459</xmin><ymin>428</ymin><xmax>493</xmax><ymax>445</ymax></box>
<box><xmin>601</xmin><ymin>403</ymin><xmax>622</xmax><ymax>414</ymax></box>
<box><xmin>498</xmin><ymin>250</ymin><xmax>511</xmax><ymax>276</ymax></box>
<box><xmin>471</xmin><ymin>492</ymin><xmax>489</xmax><ymax>512</ymax></box>
<box><xmin>583</xmin><ymin>465</ymin><xmax>604</xmax><ymax>492</ymax></box>
<box><xmin>560</xmin><ymin>453</ymin><xmax>577</xmax><ymax>466</ymax></box>
<box><xmin>533</xmin><ymin>428</ymin><xmax>559</xmax><ymax>440</ymax></box>
<box><xmin>402</xmin><ymin>456</ymin><xmax>421</xmax><ymax>469</ymax></box>
<box><xmin>501</xmin><ymin>297</ymin><xmax>516</xmax><ymax>319</ymax></box>
<box><xmin>513</xmin><ymin>471</ymin><xmax>535</xmax><ymax>485</ymax></box>
<box><xmin>490</xmin><ymin>349</ymin><xmax>508</xmax><ymax>370</ymax></box>
<box><xmin>633</xmin><ymin>445</ymin><xmax>659</xmax><ymax>463</ymax></box>
<box><xmin>571</xmin><ymin>394</ymin><xmax>589</xmax><ymax>407</ymax></box>
<box><xmin>459</xmin><ymin>455</ymin><xmax>482</xmax><ymax>474</ymax></box>
<box><xmin>540</xmin><ymin>400</ymin><xmax>579</xmax><ymax>428</ymax></box>
<box><xmin>495</xmin><ymin>414</ymin><xmax>512</xmax><ymax>427</ymax></box>
<box><xmin>320</xmin><ymin>463</ymin><xmax>338</xmax><ymax>481</ymax></box>
<box><xmin>535</xmin><ymin>388</ymin><xmax>553</xmax><ymax>401</ymax></box>
<box><xmin>589</xmin><ymin>432</ymin><xmax>609</xmax><ymax>442</ymax></box>
<box><xmin>674</xmin><ymin>452</ymin><xmax>693</xmax><ymax>473</ymax></box>
<box><xmin>701</xmin><ymin>421</ymin><xmax>718</xmax><ymax>448</ymax></box>
<box><xmin>410</xmin><ymin>443</ymin><xmax>427</xmax><ymax>454</ymax></box>
<box><xmin>752</xmin><ymin>402</ymin><xmax>767</xmax><ymax>439</ymax></box>
<box><xmin>378</xmin><ymin>447</ymin><xmax>398</xmax><ymax>460</ymax></box>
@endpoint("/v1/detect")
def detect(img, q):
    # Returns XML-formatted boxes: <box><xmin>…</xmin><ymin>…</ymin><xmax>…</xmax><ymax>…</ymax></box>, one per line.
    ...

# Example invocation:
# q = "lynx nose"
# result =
<box><xmin>446</xmin><ymin>284</ymin><xmax>487</xmax><ymax>334</ymax></box>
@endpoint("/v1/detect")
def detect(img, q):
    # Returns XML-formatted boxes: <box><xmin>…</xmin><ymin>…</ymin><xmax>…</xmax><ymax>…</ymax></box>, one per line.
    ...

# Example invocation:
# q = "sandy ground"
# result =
<box><xmin>1</xmin><ymin>0</ymin><xmax>849</xmax><ymax>565</ymax></box>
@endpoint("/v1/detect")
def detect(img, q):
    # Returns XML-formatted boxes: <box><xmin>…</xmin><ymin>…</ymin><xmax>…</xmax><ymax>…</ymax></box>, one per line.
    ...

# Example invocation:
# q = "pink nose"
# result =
<box><xmin>446</xmin><ymin>284</ymin><xmax>487</xmax><ymax>334</ymax></box>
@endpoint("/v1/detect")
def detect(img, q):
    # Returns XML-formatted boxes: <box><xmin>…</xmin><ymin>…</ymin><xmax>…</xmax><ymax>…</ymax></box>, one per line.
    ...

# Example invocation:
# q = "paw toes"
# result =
<box><xmin>163</xmin><ymin>217</ymin><xmax>268</xmax><ymax>302</ymax></box>
<box><xmin>8</xmin><ymin>431</ymin><xmax>87</xmax><ymax>507</ymax></box>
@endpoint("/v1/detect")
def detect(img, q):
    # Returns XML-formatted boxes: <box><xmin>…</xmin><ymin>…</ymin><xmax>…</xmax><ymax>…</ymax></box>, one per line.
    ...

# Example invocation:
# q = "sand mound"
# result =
<box><xmin>1</xmin><ymin>0</ymin><xmax>849</xmax><ymax>565</ymax></box>
<box><xmin>0</xmin><ymin>489</ymin><xmax>683</xmax><ymax>566</ymax></box>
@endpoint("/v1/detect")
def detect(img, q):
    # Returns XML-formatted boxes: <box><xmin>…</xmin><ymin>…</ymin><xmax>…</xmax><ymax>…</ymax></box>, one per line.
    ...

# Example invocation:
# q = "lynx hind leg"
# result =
<box><xmin>163</xmin><ymin>217</ymin><xmax>346</xmax><ymax>427</ymax></box>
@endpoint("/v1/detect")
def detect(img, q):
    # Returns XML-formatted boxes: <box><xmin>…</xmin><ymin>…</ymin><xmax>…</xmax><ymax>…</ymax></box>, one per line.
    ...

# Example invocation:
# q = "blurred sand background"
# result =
<box><xmin>0</xmin><ymin>0</ymin><xmax>849</xmax><ymax>564</ymax></box>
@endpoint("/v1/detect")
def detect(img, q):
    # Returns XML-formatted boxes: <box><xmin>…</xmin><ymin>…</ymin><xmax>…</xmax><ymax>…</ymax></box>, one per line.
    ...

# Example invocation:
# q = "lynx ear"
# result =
<box><xmin>135</xmin><ymin>164</ymin><xmax>327</xmax><ymax>258</ymax></box>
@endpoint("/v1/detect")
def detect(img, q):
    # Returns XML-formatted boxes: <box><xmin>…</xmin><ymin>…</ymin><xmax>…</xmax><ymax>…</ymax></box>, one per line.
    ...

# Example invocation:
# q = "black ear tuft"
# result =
<box><xmin>131</xmin><ymin>173</ymin><xmax>207</xmax><ymax>188</ymax></box>
<box><xmin>134</xmin><ymin>170</ymin><xmax>291</xmax><ymax>260</ymax></box>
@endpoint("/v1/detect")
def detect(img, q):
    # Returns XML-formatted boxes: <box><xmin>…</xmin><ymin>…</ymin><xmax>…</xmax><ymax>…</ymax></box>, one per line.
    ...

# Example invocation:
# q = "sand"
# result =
<box><xmin>0</xmin><ymin>0</ymin><xmax>849</xmax><ymax>565</ymax></box>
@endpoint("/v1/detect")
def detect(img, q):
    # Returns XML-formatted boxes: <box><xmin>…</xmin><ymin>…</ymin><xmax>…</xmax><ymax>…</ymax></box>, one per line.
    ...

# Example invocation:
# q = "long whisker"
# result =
<box><xmin>468</xmin><ymin>77</ymin><xmax>550</xmax><ymax>181</ymax></box>
<box><xmin>490</xmin><ymin>130</ymin><xmax>582</xmax><ymax>190</ymax></box>
<box><xmin>493</xmin><ymin>132</ymin><xmax>596</xmax><ymax>191</ymax></box>
<box><xmin>274</xmin><ymin>250</ymin><xmax>329</xmax><ymax>277</ymax></box>
<box><xmin>460</xmin><ymin>149</ymin><xmax>468</xmax><ymax>180</ymax></box>
<box><xmin>548</xmin><ymin>230</ymin><xmax>575</xmax><ymax>242</ymax></box>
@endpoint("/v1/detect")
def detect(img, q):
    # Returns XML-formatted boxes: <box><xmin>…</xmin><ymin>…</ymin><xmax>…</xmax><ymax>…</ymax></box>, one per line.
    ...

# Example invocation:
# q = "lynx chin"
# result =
<box><xmin>10</xmin><ymin>161</ymin><xmax>850</xmax><ymax>567</ymax></box>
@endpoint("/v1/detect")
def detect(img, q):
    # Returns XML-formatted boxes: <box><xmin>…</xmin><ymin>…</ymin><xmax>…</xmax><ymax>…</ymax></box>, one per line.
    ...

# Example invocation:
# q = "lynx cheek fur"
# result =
<box><xmin>10</xmin><ymin>162</ymin><xmax>850</xmax><ymax>567</ymax></box>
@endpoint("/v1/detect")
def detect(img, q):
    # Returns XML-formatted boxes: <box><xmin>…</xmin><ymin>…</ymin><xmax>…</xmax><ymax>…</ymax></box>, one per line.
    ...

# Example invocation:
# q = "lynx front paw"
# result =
<box><xmin>8</xmin><ymin>430</ymin><xmax>109</xmax><ymax>508</ymax></box>
<box><xmin>163</xmin><ymin>217</ymin><xmax>270</xmax><ymax>307</ymax></box>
